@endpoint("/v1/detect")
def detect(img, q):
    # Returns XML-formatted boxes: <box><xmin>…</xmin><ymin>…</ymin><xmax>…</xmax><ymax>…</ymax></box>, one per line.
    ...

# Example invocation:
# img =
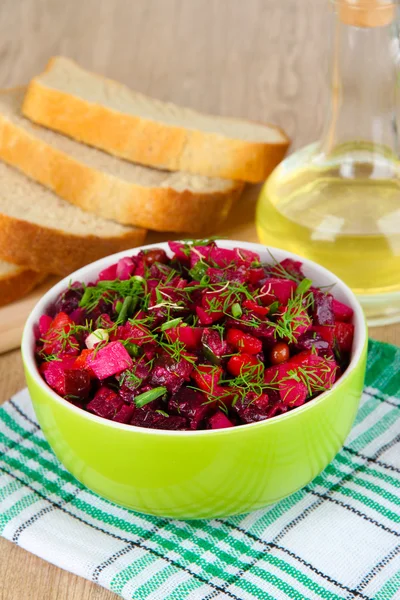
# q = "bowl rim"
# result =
<box><xmin>21</xmin><ymin>240</ymin><xmax>368</xmax><ymax>437</ymax></box>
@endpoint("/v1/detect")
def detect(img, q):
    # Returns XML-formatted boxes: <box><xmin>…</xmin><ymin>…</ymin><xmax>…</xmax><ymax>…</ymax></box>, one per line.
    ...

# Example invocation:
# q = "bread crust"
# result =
<box><xmin>0</xmin><ymin>212</ymin><xmax>146</xmax><ymax>275</ymax></box>
<box><xmin>0</xmin><ymin>265</ymin><xmax>44</xmax><ymax>307</ymax></box>
<box><xmin>22</xmin><ymin>58</ymin><xmax>290</xmax><ymax>184</ymax></box>
<box><xmin>0</xmin><ymin>94</ymin><xmax>243</xmax><ymax>232</ymax></box>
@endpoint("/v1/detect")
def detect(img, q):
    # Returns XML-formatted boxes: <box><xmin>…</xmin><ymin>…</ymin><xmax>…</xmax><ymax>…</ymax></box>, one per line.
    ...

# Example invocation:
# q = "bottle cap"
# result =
<box><xmin>337</xmin><ymin>0</ymin><xmax>396</xmax><ymax>27</ymax></box>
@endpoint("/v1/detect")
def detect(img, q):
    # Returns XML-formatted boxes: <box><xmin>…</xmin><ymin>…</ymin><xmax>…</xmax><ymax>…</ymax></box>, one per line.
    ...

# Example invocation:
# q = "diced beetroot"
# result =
<box><xmin>289</xmin><ymin>350</ymin><xmax>338</xmax><ymax>391</ymax></box>
<box><xmin>260</xmin><ymin>278</ymin><xmax>297</xmax><ymax>305</ymax></box>
<box><xmin>150</xmin><ymin>353</ymin><xmax>195</xmax><ymax>394</ymax></box>
<box><xmin>168</xmin><ymin>241</ymin><xmax>189</xmax><ymax>262</ymax></box>
<box><xmin>209</xmin><ymin>247</ymin><xmax>236</xmax><ymax>267</ymax></box>
<box><xmin>131</xmin><ymin>408</ymin><xmax>188</xmax><ymax>430</ymax></box>
<box><xmin>192</xmin><ymin>364</ymin><xmax>223</xmax><ymax>395</ymax></box>
<box><xmin>313</xmin><ymin>291</ymin><xmax>334</xmax><ymax>326</ymax></box>
<box><xmin>189</xmin><ymin>245</ymin><xmax>212</xmax><ymax>268</ymax></box>
<box><xmin>278</xmin><ymin>307</ymin><xmax>312</xmax><ymax>341</ymax></box>
<box><xmin>226</xmin><ymin>315</ymin><xmax>275</xmax><ymax>340</ymax></box>
<box><xmin>112</xmin><ymin>322</ymin><xmax>153</xmax><ymax>345</ymax></box>
<box><xmin>40</xmin><ymin>357</ymin><xmax>77</xmax><ymax>396</ymax></box>
<box><xmin>42</xmin><ymin>312</ymin><xmax>78</xmax><ymax>356</ymax></box>
<box><xmin>227</xmin><ymin>354</ymin><xmax>262</xmax><ymax>377</ymax></box>
<box><xmin>206</xmin><ymin>265</ymin><xmax>249</xmax><ymax>285</ymax></box>
<box><xmin>208</xmin><ymin>411</ymin><xmax>234</xmax><ymax>429</ymax></box>
<box><xmin>248</xmin><ymin>267</ymin><xmax>265</xmax><ymax>285</ymax></box>
<box><xmin>202</xmin><ymin>328</ymin><xmax>230</xmax><ymax>359</ymax></box>
<box><xmin>233</xmin><ymin>392</ymin><xmax>271</xmax><ymax>424</ymax></box>
<box><xmin>69</xmin><ymin>307</ymin><xmax>86</xmax><ymax>325</ymax></box>
<box><xmin>226</xmin><ymin>328</ymin><xmax>262</xmax><ymax>355</ymax></box>
<box><xmin>196</xmin><ymin>305</ymin><xmax>221</xmax><ymax>325</ymax></box>
<box><xmin>166</xmin><ymin>326</ymin><xmax>203</xmax><ymax>350</ymax></box>
<box><xmin>87</xmin><ymin>387</ymin><xmax>123</xmax><ymax>419</ymax></box>
<box><xmin>234</xmin><ymin>247</ymin><xmax>260</xmax><ymax>265</ymax></box>
<box><xmin>271</xmin><ymin>258</ymin><xmax>305</xmax><ymax>280</ymax></box>
<box><xmin>169</xmin><ymin>387</ymin><xmax>211</xmax><ymax>429</ymax></box>
<box><xmin>88</xmin><ymin>342</ymin><xmax>133</xmax><ymax>380</ymax></box>
<box><xmin>335</xmin><ymin>322</ymin><xmax>355</xmax><ymax>353</ymax></box>
<box><xmin>264</xmin><ymin>362</ymin><xmax>307</xmax><ymax>405</ymax></box>
<box><xmin>64</xmin><ymin>369</ymin><xmax>91</xmax><ymax>399</ymax></box>
<box><xmin>279</xmin><ymin>379</ymin><xmax>308</xmax><ymax>407</ymax></box>
<box><xmin>112</xmin><ymin>404</ymin><xmax>135</xmax><ymax>424</ymax></box>
<box><xmin>97</xmin><ymin>263</ymin><xmax>118</xmax><ymax>282</ymax></box>
<box><xmin>54</xmin><ymin>282</ymin><xmax>84</xmax><ymax>314</ymax></box>
<box><xmin>39</xmin><ymin>315</ymin><xmax>53</xmax><ymax>337</ymax></box>
<box><xmin>311</xmin><ymin>326</ymin><xmax>335</xmax><ymax>346</ymax></box>
<box><xmin>116</xmin><ymin>257</ymin><xmax>135</xmax><ymax>280</ymax></box>
<box><xmin>332</xmin><ymin>298</ymin><xmax>354</xmax><ymax>323</ymax></box>
<box><xmin>294</xmin><ymin>331</ymin><xmax>330</xmax><ymax>354</ymax></box>
<box><xmin>242</xmin><ymin>299</ymin><xmax>269</xmax><ymax>317</ymax></box>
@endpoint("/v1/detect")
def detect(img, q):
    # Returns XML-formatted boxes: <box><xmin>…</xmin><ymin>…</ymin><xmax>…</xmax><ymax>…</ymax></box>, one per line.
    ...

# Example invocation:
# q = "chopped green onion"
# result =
<box><xmin>124</xmin><ymin>342</ymin><xmax>142</xmax><ymax>357</ymax></box>
<box><xmin>160</xmin><ymin>317</ymin><xmax>182</xmax><ymax>331</ymax></box>
<box><xmin>116</xmin><ymin>296</ymin><xmax>133</xmax><ymax>324</ymax></box>
<box><xmin>231</xmin><ymin>303</ymin><xmax>242</xmax><ymax>318</ymax></box>
<box><xmin>115</xmin><ymin>301</ymin><xmax>123</xmax><ymax>313</ymax></box>
<box><xmin>189</xmin><ymin>260</ymin><xmax>208</xmax><ymax>281</ymax></box>
<box><xmin>296</xmin><ymin>278</ymin><xmax>313</xmax><ymax>296</ymax></box>
<box><xmin>155</xmin><ymin>409</ymin><xmax>169</xmax><ymax>417</ymax></box>
<box><xmin>268</xmin><ymin>301</ymin><xmax>279</xmax><ymax>315</ymax></box>
<box><xmin>79</xmin><ymin>287</ymin><xmax>93</xmax><ymax>308</ymax></box>
<box><xmin>135</xmin><ymin>387</ymin><xmax>167</xmax><ymax>408</ymax></box>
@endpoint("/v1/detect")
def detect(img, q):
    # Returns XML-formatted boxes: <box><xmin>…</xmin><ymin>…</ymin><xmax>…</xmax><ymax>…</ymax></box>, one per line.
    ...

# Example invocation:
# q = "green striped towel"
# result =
<box><xmin>1</xmin><ymin>339</ymin><xmax>400</xmax><ymax>600</ymax></box>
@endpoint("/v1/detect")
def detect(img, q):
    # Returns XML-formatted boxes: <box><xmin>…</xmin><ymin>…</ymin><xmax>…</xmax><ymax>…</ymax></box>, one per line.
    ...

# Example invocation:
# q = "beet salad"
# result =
<box><xmin>35</xmin><ymin>241</ymin><xmax>355</xmax><ymax>431</ymax></box>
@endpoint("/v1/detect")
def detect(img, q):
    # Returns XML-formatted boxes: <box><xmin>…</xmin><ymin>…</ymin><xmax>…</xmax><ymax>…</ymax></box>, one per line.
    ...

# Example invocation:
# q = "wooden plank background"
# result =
<box><xmin>0</xmin><ymin>1</ymin><xmax>397</xmax><ymax>599</ymax></box>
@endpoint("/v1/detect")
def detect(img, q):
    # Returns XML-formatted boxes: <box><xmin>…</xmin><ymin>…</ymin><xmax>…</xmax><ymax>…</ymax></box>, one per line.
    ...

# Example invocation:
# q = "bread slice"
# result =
<box><xmin>0</xmin><ymin>88</ymin><xmax>242</xmax><ymax>233</ymax></box>
<box><xmin>0</xmin><ymin>162</ymin><xmax>146</xmax><ymax>275</ymax></box>
<box><xmin>22</xmin><ymin>56</ymin><xmax>290</xmax><ymax>183</ymax></box>
<box><xmin>0</xmin><ymin>261</ymin><xmax>44</xmax><ymax>307</ymax></box>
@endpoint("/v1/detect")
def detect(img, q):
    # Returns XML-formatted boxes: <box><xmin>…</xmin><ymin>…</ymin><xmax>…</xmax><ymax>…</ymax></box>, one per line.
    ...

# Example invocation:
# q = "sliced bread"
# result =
<box><xmin>0</xmin><ymin>88</ymin><xmax>242</xmax><ymax>233</ymax></box>
<box><xmin>22</xmin><ymin>56</ymin><xmax>290</xmax><ymax>183</ymax></box>
<box><xmin>0</xmin><ymin>261</ymin><xmax>44</xmax><ymax>307</ymax></box>
<box><xmin>0</xmin><ymin>162</ymin><xmax>146</xmax><ymax>275</ymax></box>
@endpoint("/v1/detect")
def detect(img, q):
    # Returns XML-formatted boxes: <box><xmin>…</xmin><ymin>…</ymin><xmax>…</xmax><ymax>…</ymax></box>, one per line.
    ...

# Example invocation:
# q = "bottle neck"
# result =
<box><xmin>321</xmin><ymin>9</ymin><xmax>400</xmax><ymax>160</ymax></box>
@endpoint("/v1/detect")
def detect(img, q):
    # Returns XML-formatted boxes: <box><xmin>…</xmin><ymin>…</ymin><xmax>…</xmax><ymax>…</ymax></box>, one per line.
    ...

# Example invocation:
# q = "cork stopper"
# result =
<box><xmin>337</xmin><ymin>0</ymin><xmax>396</xmax><ymax>27</ymax></box>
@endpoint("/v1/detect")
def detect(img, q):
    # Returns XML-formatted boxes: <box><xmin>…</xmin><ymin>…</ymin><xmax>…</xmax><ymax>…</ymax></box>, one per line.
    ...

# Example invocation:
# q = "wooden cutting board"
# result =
<box><xmin>0</xmin><ymin>276</ymin><xmax>60</xmax><ymax>354</ymax></box>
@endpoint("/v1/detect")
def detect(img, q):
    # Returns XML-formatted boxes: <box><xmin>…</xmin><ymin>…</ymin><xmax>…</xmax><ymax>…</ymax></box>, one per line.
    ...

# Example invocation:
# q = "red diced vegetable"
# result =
<box><xmin>166</xmin><ymin>326</ymin><xmax>203</xmax><ymax>349</ymax></box>
<box><xmin>40</xmin><ymin>357</ymin><xmax>77</xmax><ymax>396</ymax></box>
<box><xmin>192</xmin><ymin>364</ymin><xmax>223</xmax><ymax>394</ymax></box>
<box><xmin>168</xmin><ymin>241</ymin><xmax>189</xmax><ymax>262</ymax></box>
<box><xmin>97</xmin><ymin>263</ymin><xmax>118</xmax><ymax>281</ymax></box>
<box><xmin>226</xmin><ymin>328</ymin><xmax>262</xmax><ymax>355</ymax></box>
<box><xmin>234</xmin><ymin>247</ymin><xmax>260</xmax><ymax>265</ymax></box>
<box><xmin>116</xmin><ymin>257</ymin><xmax>135</xmax><ymax>280</ymax></box>
<box><xmin>64</xmin><ymin>369</ymin><xmax>91</xmax><ymax>399</ymax></box>
<box><xmin>260</xmin><ymin>278</ymin><xmax>297</xmax><ymax>305</ymax></box>
<box><xmin>39</xmin><ymin>315</ymin><xmax>53</xmax><ymax>337</ymax></box>
<box><xmin>242</xmin><ymin>299</ymin><xmax>269</xmax><ymax>317</ymax></box>
<box><xmin>335</xmin><ymin>322</ymin><xmax>355</xmax><ymax>353</ymax></box>
<box><xmin>248</xmin><ymin>267</ymin><xmax>265</xmax><ymax>285</ymax></box>
<box><xmin>208</xmin><ymin>411</ymin><xmax>234</xmax><ymax>429</ymax></box>
<box><xmin>332</xmin><ymin>298</ymin><xmax>354</xmax><ymax>323</ymax></box>
<box><xmin>87</xmin><ymin>386</ymin><xmax>123</xmax><ymax>419</ymax></box>
<box><xmin>311</xmin><ymin>326</ymin><xmax>335</xmax><ymax>346</ymax></box>
<box><xmin>88</xmin><ymin>342</ymin><xmax>133</xmax><ymax>380</ymax></box>
<box><xmin>112</xmin><ymin>404</ymin><xmax>135</xmax><ymax>424</ymax></box>
<box><xmin>196</xmin><ymin>306</ymin><xmax>220</xmax><ymax>325</ymax></box>
<box><xmin>313</xmin><ymin>291</ymin><xmax>335</xmax><ymax>326</ymax></box>
<box><xmin>169</xmin><ymin>387</ymin><xmax>212</xmax><ymax>430</ymax></box>
<box><xmin>227</xmin><ymin>354</ymin><xmax>262</xmax><ymax>377</ymax></box>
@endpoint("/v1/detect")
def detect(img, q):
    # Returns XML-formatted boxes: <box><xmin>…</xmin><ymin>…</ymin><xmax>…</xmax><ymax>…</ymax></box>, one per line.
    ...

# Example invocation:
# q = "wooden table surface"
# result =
<box><xmin>0</xmin><ymin>1</ymin><xmax>398</xmax><ymax>599</ymax></box>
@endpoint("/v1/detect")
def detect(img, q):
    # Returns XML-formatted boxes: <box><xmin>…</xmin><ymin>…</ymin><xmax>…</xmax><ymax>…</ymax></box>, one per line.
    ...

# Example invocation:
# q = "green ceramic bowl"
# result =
<box><xmin>21</xmin><ymin>242</ymin><xmax>367</xmax><ymax>519</ymax></box>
